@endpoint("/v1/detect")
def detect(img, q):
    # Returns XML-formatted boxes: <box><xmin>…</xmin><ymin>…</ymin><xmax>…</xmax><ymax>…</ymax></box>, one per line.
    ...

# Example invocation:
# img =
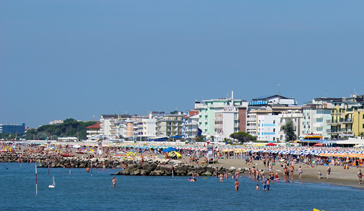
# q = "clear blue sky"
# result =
<box><xmin>1</xmin><ymin>1</ymin><xmax>363</xmax><ymax>128</ymax></box>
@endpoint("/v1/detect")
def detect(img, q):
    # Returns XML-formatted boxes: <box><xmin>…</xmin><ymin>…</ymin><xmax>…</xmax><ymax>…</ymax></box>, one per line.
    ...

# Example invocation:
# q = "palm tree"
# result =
<box><xmin>281</xmin><ymin>119</ymin><xmax>297</xmax><ymax>142</ymax></box>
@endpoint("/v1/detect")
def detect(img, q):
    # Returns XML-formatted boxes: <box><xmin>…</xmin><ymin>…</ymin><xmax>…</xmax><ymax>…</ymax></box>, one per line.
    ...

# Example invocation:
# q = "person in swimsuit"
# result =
<box><xmin>298</xmin><ymin>166</ymin><xmax>302</xmax><ymax>179</ymax></box>
<box><xmin>262</xmin><ymin>179</ymin><xmax>267</xmax><ymax>191</ymax></box>
<box><xmin>234</xmin><ymin>179</ymin><xmax>240</xmax><ymax>191</ymax></box>
<box><xmin>256</xmin><ymin>184</ymin><xmax>259</xmax><ymax>191</ymax></box>
<box><xmin>327</xmin><ymin>166</ymin><xmax>331</xmax><ymax>179</ymax></box>
<box><xmin>358</xmin><ymin>169</ymin><xmax>362</xmax><ymax>184</ymax></box>
<box><xmin>112</xmin><ymin>177</ymin><xmax>117</xmax><ymax>188</ymax></box>
<box><xmin>266</xmin><ymin>178</ymin><xmax>270</xmax><ymax>191</ymax></box>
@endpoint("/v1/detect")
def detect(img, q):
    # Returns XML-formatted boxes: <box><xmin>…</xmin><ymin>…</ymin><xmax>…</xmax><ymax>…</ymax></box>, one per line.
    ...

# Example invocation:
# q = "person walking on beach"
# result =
<box><xmin>318</xmin><ymin>170</ymin><xmax>322</xmax><ymax>179</ymax></box>
<box><xmin>298</xmin><ymin>166</ymin><xmax>302</xmax><ymax>179</ymax></box>
<box><xmin>112</xmin><ymin>177</ymin><xmax>117</xmax><ymax>187</ymax></box>
<box><xmin>327</xmin><ymin>166</ymin><xmax>331</xmax><ymax>179</ymax></box>
<box><xmin>234</xmin><ymin>179</ymin><xmax>240</xmax><ymax>191</ymax></box>
<box><xmin>358</xmin><ymin>169</ymin><xmax>362</xmax><ymax>184</ymax></box>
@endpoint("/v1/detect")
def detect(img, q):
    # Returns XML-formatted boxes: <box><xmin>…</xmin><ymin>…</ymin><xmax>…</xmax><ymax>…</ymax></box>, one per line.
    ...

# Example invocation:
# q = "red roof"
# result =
<box><xmin>87</xmin><ymin>122</ymin><xmax>101</xmax><ymax>129</ymax></box>
<box><xmin>189</xmin><ymin>110</ymin><xmax>199</xmax><ymax>116</ymax></box>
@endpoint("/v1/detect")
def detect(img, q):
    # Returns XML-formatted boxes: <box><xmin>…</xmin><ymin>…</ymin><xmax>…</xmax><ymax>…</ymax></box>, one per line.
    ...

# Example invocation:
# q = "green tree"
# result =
<box><xmin>281</xmin><ymin>119</ymin><xmax>297</xmax><ymax>142</ymax></box>
<box><xmin>24</xmin><ymin>120</ymin><xmax>97</xmax><ymax>140</ymax></box>
<box><xmin>358</xmin><ymin>132</ymin><xmax>364</xmax><ymax>139</ymax></box>
<box><xmin>229</xmin><ymin>132</ymin><xmax>254</xmax><ymax>143</ymax></box>
<box><xmin>196</xmin><ymin>135</ymin><xmax>206</xmax><ymax>142</ymax></box>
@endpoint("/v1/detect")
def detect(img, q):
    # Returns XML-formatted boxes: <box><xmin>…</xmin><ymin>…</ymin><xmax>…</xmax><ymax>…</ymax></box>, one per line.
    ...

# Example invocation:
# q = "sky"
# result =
<box><xmin>1</xmin><ymin>1</ymin><xmax>364</xmax><ymax>128</ymax></box>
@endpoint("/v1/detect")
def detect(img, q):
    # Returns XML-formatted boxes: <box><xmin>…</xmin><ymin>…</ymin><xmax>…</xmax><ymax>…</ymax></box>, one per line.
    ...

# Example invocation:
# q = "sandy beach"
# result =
<box><xmin>204</xmin><ymin>157</ymin><xmax>363</xmax><ymax>189</ymax></box>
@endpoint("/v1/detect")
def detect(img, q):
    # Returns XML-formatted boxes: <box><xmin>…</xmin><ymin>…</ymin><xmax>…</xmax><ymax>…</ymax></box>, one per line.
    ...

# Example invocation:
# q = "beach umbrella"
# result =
<box><xmin>162</xmin><ymin>147</ymin><xmax>178</xmax><ymax>153</ymax></box>
<box><xmin>266</xmin><ymin>143</ymin><xmax>277</xmax><ymax>146</ymax></box>
<box><xmin>313</xmin><ymin>143</ymin><xmax>323</xmax><ymax>147</ymax></box>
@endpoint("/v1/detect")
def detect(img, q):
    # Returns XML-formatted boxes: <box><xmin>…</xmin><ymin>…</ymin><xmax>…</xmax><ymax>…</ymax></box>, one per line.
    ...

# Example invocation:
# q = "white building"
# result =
<box><xmin>278</xmin><ymin>110</ymin><xmax>303</xmax><ymax>142</ymax></box>
<box><xmin>214</xmin><ymin>107</ymin><xmax>240</xmax><ymax>141</ymax></box>
<box><xmin>49</xmin><ymin>120</ymin><xmax>64</xmax><ymax>125</ymax></box>
<box><xmin>182</xmin><ymin>111</ymin><xmax>199</xmax><ymax>143</ymax></box>
<box><xmin>257</xmin><ymin>115</ymin><xmax>280</xmax><ymax>142</ymax></box>
<box><xmin>195</xmin><ymin>91</ymin><xmax>248</xmax><ymax>139</ymax></box>
<box><xmin>302</xmin><ymin>102</ymin><xmax>333</xmax><ymax>140</ymax></box>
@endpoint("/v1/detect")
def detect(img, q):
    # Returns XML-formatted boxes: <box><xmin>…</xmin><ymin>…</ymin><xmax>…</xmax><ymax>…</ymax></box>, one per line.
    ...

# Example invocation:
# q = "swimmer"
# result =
<box><xmin>112</xmin><ymin>176</ymin><xmax>117</xmax><ymax>187</ymax></box>
<box><xmin>86</xmin><ymin>167</ymin><xmax>90</xmax><ymax>172</ymax></box>
<box><xmin>256</xmin><ymin>184</ymin><xmax>259</xmax><ymax>191</ymax></box>
<box><xmin>234</xmin><ymin>179</ymin><xmax>240</xmax><ymax>191</ymax></box>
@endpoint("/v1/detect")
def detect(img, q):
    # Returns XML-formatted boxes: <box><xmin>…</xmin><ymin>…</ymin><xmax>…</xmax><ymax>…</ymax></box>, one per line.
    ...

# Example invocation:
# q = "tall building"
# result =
<box><xmin>0</xmin><ymin>123</ymin><xmax>25</xmax><ymax>134</ymax></box>
<box><xmin>158</xmin><ymin>113</ymin><xmax>184</xmax><ymax>138</ymax></box>
<box><xmin>329</xmin><ymin>101</ymin><xmax>363</xmax><ymax>139</ymax></box>
<box><xmin>302</xmin><ymin>103</ymin><xmax>332</xmax><ymax>140</ymax></box>
<box><xmin>257</xmin><ymin>115</ymin><xmax>280</xmax><ymax>142</ymax></box>
<box><xmin>142</xmin><ymin>111</ymin><xmax>165</xmax><ymax>137</ymax></box>
<box><xmin>99</xmin><ymin>114</ymin><xmax>132</xmax><ymax>139</ymax></box>
<box><xmin>247</xmin><ymin>95</ymin><xmax>301</xmax><ymax>140</ymax></box>
<box><xmin>86</xmin><ymin>122</ymin><xmax>101</xmax><ymax>140</ymax></box>
<box><xmin>278</xmin><ymin>110</ymin><xmax>303</xmax><ymax>142</ymax></box>
<box><xmin>182</xmin><ymin>110</ymin><xmax>199</xmax><ymax>143</ymax></box>
<box><xmin>195</xmin><ymin>91</ymin><xmax>248</xmax><ymax>139</ymax></box>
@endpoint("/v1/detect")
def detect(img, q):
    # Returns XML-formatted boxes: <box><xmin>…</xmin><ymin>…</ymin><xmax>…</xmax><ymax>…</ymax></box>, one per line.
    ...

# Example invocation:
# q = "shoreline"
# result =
<box><xmin>207</xmin><ymin>157</ymin><xmax>364</xmax><ymax>189</ymax></box>
<box><xmin>1</xmin><ymin>152</ymin><xmax>362</xmax><ymax>189</ymax></box>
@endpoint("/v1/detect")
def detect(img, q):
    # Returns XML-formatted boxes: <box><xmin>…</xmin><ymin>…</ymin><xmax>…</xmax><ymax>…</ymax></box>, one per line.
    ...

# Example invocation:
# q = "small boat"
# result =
<box><xmin>49</xmin><ymin>176</ymin><xmax>55</xmax><ymax>188</ymax></box>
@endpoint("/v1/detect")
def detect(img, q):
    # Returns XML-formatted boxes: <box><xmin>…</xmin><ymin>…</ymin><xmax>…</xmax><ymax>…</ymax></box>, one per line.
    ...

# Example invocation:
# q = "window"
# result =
<box><xmin>273</xmin><ymin>120</ymin><xmax>275</xmax><ymax>124</ymax></box>
<box><xmin>363</xmin><ymin>124</ymin><xmax>364</xmax><ymax>129</ymax></box>
<box><xmin>273</xmin><ymin>128</ymin><xmax>275</xmax><ymax>132</ymax></box>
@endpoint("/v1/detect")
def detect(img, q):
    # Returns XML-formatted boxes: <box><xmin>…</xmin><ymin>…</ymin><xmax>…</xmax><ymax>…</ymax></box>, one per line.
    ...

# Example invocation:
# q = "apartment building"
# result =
<box><xmin>182</xmin><ymin>110</ymin><xmax>199</xmax><ymax>143</ymax></box>
<box><xmin>195</xmin><ymin>92</ymin><xmax>248</xmax><ymax>139</ymax></box>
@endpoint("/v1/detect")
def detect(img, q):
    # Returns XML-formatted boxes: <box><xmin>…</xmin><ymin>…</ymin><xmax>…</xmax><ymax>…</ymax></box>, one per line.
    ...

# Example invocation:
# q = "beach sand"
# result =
<box><xmin>202</xmin><ymin>157</ymin><xmax>363</xmax><ymax>189</ymax></box>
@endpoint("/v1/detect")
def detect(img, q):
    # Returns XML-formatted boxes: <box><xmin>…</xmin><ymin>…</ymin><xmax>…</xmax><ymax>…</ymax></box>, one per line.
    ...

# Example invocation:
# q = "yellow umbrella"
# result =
<box><xmin>126</xmin><ymin>152</ymin><xmax>136</xmax><ymax>157</ymax></box>
<box><xmin>168</xmin><ymin>151</ymin><xmax>182</xmax><ymax>159</ymax></box>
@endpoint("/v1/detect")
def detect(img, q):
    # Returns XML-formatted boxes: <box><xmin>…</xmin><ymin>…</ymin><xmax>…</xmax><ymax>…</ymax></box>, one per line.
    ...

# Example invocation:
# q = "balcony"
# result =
<box><xmin>315</xmin><ymin>114</ymin><xmax>324</xmax><ymax>118</ymax></box>
<box><xmin>313</xmin><ymin>122</ymin><xmax>323</xmax><ymax>127</ymax></box>
<box><xmin>328</xmin><ymin>128</ymin><xmax>353</xmax><ymax>134</ymax></box>
<box><xmin>341</xmin><ymin>119</ymin><xmax>353</xmax><ymax>124</ymax></box>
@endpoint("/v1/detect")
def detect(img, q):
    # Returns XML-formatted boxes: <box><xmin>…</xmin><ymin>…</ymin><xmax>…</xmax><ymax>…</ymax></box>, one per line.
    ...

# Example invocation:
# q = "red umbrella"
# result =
<box><xmin>313</xmin><ymin>143</ymin><xmax>323</xmax><ymax>147</ymax></box>
<box><xmin>266</xmin><ymin>143</ymin><xmax>277</xmax><ymax>146</ymax></box>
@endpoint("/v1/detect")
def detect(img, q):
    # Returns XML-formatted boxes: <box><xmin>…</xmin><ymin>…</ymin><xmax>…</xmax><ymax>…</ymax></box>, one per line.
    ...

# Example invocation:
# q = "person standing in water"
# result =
<box><xmin>112</xmin><ymin>177</ymin><xmax>117</xmax><ymax>187</ymax></box>
<box><xmin>234</xmin><ymin>179</ymin><xmax>240</xmax><ymax>191</ymax></box>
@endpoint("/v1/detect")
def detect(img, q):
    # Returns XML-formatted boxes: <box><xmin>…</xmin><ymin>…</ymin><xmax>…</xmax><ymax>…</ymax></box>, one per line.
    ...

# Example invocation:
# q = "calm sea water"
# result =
<box><xmin>0</xmin><ymin>163</ymin><xmax>363</xmax><ymax>211</ymax></box>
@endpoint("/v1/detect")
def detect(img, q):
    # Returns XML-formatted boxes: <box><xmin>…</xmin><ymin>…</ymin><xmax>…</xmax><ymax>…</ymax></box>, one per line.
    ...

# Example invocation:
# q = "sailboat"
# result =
<box><xmin>49</xmin><ymin>176</ymin><xmax>55</xmax><ymax>188</ymax></box>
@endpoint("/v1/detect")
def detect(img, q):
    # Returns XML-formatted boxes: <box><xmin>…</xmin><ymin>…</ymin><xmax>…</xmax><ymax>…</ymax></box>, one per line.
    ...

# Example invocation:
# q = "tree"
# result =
<box><xmin>196</xmin><ymin>135</ymin><xmax>206</xmax><ymax>142</ymax></box>
<box><xmin>230</xmin><ymin>132</ymin><xmax>254</xmax><ymax>143</ymax></box>
<box><xmin>281</xmin><ymin>119</ymin><xmax>296</xmax><ymax>142</ymax></box>
<box><xmin>358</xmin><ymin>132</ymin><xmax>364</xmax><ymax>139</ymax></box>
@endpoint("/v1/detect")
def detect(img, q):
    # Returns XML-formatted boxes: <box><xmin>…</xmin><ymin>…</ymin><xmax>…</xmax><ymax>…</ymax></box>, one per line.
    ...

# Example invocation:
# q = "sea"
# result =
<box><xmin>0</xmin><ymin>163</ymin><xmax>363</xmax><ymax>211</ymax></box>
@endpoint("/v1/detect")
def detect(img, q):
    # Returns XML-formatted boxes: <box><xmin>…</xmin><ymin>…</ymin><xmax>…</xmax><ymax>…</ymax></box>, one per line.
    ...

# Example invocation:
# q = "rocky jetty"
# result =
<box><xmin>113</xmin><ymin>161</ymin><xmax>245</xmax><ymax>177</ymax></box>
<box><xmin>0</xmin><ymin>153</ymin><xmax>245</xmax><ymax>176</ymax></box>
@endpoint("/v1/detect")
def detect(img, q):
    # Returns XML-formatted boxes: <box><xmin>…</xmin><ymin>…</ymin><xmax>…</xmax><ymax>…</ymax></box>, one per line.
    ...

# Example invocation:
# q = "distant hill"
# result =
<box><xmin>25</xmin><ymin>118</ymin><xmax>97</xmax><ymax>140</ymax></box>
